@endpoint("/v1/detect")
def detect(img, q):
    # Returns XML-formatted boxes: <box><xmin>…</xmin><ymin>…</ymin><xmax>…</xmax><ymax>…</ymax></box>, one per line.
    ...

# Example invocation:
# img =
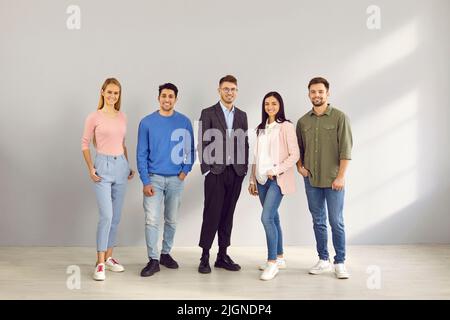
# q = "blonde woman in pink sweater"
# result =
<box><xmin>81</xmin><ymin>78</ymin><xmax>135</xmax><ymax>281</ymax></box>
<box><xmin>248</xmin><ymin>92</ymin><xmax>300</xmax><ymax>281</ymax></box>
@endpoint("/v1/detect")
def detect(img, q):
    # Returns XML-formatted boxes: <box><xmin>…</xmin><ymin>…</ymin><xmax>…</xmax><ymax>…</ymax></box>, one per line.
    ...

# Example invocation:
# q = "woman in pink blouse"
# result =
<box><xmin>81</xmin><ymin>78</ymin><xmax>134</xmax><ymax>281</ymax></box>
<box><xmin>248</xmin><ymin>92</ymin><xmax>300</xmax><ymax>281</ymax></box>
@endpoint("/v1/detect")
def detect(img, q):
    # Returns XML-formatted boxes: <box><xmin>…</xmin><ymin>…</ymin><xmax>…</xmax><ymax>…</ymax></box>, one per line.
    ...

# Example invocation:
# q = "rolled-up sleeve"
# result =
<box><xmin>296</xmin><ymin>119</ymin><xmax>305</xmax><ymax>163</ymax></box>
<box><xmin>338</xmin><ymin>114</ymin><xmax>353</xmax><ymax>160</ymax></box>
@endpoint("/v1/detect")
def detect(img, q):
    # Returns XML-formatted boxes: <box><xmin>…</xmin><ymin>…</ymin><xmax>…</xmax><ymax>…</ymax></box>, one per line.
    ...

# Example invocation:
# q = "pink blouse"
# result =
<box><xmin>81</xmin><ymin>110</ymin><xmax>127</xmax><ymax>156</ymax></box>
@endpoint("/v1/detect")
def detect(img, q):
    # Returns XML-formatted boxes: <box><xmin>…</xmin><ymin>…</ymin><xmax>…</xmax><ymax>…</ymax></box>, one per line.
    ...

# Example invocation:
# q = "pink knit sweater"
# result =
<box><xmin>81</xmin><ymin>110</ymin><xmax>127</xmax><ymax>156</ymax></box>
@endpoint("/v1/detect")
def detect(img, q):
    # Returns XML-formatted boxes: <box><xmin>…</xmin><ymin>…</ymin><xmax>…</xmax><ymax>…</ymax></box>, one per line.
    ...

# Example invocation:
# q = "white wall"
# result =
<box><xmin>1</xmin><ymin>0</ymin><xmax>449</xmax><ymax>246</ymax></box>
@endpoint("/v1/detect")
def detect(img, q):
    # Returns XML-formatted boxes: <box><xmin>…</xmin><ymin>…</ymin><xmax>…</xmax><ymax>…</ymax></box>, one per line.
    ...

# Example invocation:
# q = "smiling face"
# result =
<box><xmin>158</xmin><ymin>88</ymin><xmax>177</xmax><ymax>112</ymax></box>
<box><xmin>101</xmin><ymin>84</ymin><xmax>120</xmax><ymax>107</ymax></box>
<box><xmin>264</xmin><ymin>96</ymin><xmax>280</xmax><ymax>119</ymax></box>
<box><xmin>308</xmin><ymin>83</ymin><xmax>329</xmax><ymax>107</ymax></box>
<box><xmin>218</xmin><ymin>81</ymin><xmax>238</xmax><ymax>105</ymax></box>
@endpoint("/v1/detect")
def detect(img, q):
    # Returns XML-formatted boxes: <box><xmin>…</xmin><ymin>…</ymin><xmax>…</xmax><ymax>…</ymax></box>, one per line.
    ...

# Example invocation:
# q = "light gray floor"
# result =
<box><xmin>0</xmin><ymin>245</ymin><xmax>449</xmax><ymax>299</ymax></box>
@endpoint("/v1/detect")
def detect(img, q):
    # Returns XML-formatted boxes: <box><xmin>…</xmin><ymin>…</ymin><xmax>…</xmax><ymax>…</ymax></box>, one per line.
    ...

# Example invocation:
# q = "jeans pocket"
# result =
<box><xmin>95</xmin><ymin>158</ymin><xmax>104</xmax><ymax>176</ymax></box>
<box><xmin>149</xmin><ymin>173</ymin><xmax>162</xmax><ymax>185</ymax></box>
<box><xmin>121</xmin><ymin>160</ymin><xmax>130</xmax><ymax>182</ymax></box>
<box><xmin>303</xmin><ymin>176</ymin><xmax>310</xmax><ymax>185</ymax></box>
<box><xmin>94</xmin><ymin>157</ymin><xmax>99</xmax><ymax>171</ymax></box>
<box><xmin>122</xmin><ymin>158</ymin><xmax>130</xmax><ymax>175</ymax></box>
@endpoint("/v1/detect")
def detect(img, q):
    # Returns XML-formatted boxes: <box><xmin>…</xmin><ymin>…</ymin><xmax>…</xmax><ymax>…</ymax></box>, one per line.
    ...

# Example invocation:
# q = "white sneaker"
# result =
<box><xmin>309</xmin><ymin>259</ymin><xmax>332</xmax><ymax>274</ymax></box>
<box><xmin>105</xmin><ymin>257</ymin><xmax>125</xmax><ymax>272</ymax></box>
<box><xmin>334</xmin><ymin>263</ymin><xmax>350</xmax><ymax>279</ymax></box>
<box><xmin>260</xmin><ymin>262</ymin><xmax>279</xmax><ymax>281</ymax></box>
<box><xmin>93</xmin><ymin>263</ymin><xmax>106</xmax><ymax>281</ymax></box>
<box><xmin>258</xmin><ymin>258</ymin><xmax>286</xmax><ymax>271</ymax></box>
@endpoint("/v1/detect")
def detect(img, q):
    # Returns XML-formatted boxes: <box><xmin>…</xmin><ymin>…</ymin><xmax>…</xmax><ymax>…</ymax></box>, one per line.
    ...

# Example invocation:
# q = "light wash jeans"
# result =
<box><xmin>256</xmin><ymin>178</ymin><xmax>284</xmax><ymax>261</ymax></box>
<box><xmin>143</xmin><ymin>174</ymin><xmax>184</xmax><ymax>260</ymax></box>
<box><xmin>94</xmin><ymin>154</ymin><xmax>130</xmax><ymax>252</ymax></box>
<box><xmin>303</xmin><ymin>177</ymin><xmax>346</xmax><ymax>264</ymax></box>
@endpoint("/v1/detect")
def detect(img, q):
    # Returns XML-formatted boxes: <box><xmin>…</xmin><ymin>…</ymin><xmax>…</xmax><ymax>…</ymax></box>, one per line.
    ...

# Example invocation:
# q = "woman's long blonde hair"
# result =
<box><xmin>97</xmin><ymin>77</ymin><xmax>122</xmax><ymax>111</ymax></box>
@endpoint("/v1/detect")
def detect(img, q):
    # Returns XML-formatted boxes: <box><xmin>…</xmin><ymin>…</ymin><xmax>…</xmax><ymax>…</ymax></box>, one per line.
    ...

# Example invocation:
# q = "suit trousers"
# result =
<box><xmin>199</xmin><ymin>166</ymin><xmax>244</xmax><ymax>250</ymax></box>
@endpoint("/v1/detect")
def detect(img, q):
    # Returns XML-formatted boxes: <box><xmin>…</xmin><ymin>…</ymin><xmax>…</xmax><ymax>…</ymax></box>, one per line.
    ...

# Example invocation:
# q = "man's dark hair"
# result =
<box><xmin>159</xmin><ymin>83</ymin><xmax>178</xmax><ymax>97</ymax></box>
<box><xmin>219</xmin><ymin>75</ymin><xmax>237</xmax><ymax>86</ymax></box>
<box><xmin>308</xmin><ymin>77</ymin><xmax>330</xmax><ymax>91</ymax></box>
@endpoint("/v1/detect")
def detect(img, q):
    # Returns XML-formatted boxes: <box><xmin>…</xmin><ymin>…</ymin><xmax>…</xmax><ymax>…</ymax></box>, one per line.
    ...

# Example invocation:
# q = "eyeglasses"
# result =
<box><xmin>221</xmin><ymin>88</ymin><xmax>237</xmax><ymax>93</ymax></box>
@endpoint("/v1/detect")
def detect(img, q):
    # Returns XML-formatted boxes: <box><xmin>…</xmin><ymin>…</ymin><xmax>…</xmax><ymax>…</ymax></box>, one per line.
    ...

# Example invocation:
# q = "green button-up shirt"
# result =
<box><xmin>296</xmin><ymin>104</ymin><xmax>353</xmax><ymax>188</ymax></box>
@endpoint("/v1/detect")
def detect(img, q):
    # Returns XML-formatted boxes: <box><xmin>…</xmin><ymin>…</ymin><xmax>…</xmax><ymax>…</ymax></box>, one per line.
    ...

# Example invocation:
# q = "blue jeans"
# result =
<box><xmin>94</xmin><ymin>154</ymin><xmax>130</xmax><ymax>252</ymax></box>
<box><xmin>143</xmin><ymin>174</ymin><xmax>184</xmax><ymax>260</ymax></box>
<box><xmin>256</xmin><ymin>179</ymin><xmax>284</xmax><ymax>261</ymax></box>
<box><xmin>303</xmin><ymin>177</ymin><xmax>346</xmax><ymax>264</ymax></box>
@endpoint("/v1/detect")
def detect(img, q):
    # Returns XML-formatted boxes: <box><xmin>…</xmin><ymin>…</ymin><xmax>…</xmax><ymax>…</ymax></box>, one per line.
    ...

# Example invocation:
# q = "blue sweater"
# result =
<box><xmin>137</xmin><ymin>110</ymin><xmax>195</xmax><ymax>186</ymax></box>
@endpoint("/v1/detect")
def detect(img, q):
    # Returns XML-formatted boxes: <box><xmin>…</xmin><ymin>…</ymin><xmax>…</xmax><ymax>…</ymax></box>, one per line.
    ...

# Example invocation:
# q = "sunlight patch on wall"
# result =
<box><xmin>347</xmin><ymin>91</ymin><xmax>418</xmax><ymax>236</ymax></box>
<box><xmin>341</xmin><ymin>20</ymin><xmax>419</xmax><ymax>91</ymax></box>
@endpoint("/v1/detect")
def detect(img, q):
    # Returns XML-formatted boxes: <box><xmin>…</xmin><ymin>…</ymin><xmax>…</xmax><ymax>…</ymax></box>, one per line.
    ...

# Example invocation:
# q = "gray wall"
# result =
<box><xmin>1</xmin><ymin>0</ymin><xmax>449</xmax><ymax>246</ymax></box>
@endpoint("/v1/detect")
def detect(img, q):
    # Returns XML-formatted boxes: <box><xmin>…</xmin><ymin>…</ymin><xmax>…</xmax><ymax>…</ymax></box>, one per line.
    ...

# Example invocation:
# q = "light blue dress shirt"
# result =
<box><xmin>219</xmin><ymin>100</ymin><xmax>235</xmax><ymax>136</ymax></box>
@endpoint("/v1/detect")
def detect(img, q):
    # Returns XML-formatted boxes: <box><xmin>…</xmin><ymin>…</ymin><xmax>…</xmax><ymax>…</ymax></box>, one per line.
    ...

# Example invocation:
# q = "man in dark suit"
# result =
<box><xmin>197</xmin><ymin>75</ymin><xmax>249</xmax><ymax>274</ymax></box>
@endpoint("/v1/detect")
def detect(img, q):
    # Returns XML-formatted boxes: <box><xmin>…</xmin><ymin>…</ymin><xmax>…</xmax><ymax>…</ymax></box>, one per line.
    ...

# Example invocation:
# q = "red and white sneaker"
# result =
<box><xmin>93</xmin><ymin>263</ymin><xmax>106</xmax><ymax>281</ymax></box>
<box><xmin>105</xmin><ymin>257</ymin><xmax>125</xmax><ymax>272</ymax></box>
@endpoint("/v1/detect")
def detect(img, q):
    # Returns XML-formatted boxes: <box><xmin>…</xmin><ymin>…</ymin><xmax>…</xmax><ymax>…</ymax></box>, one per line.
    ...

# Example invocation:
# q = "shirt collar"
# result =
<box><xmin>309</xmin><ymin>104</ymin><xmax>332</xmax><ymax>116</ymax></box>
<box><xmin>219</xmin><ymin>101</ymin><xmax>235</xmax><ymax>113</ymax></box>
<box><xmin>266</xmin><ymin>119</ymin><xmax>279</xmax><ymax>129</ymax></box>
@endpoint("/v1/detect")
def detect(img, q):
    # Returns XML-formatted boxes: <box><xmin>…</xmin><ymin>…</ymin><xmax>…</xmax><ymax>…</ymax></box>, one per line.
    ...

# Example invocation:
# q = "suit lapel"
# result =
<box><xmin>214</xmin><ymin>103</ymin><xmax>227</xmax><ymax>133</ymax></box>
<box><xmin>232</xmin><ymin>108</ymin><xmax>240</xmax><ymax>131</ymax></box>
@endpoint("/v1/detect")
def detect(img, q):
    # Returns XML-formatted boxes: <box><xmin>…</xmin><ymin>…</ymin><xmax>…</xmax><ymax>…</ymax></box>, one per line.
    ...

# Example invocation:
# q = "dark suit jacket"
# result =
<box><xmin>198</xmin><ymin>102</ymin><xmax>249</xmax><ymax>176</ymax></box>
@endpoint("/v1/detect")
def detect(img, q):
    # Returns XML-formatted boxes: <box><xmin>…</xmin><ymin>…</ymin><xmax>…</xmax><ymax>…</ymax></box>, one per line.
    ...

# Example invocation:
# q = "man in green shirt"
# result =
<box><xmin>296</xmin><ymin>77</ymin><xmax>353</xmax><ymax>279</ymax></box>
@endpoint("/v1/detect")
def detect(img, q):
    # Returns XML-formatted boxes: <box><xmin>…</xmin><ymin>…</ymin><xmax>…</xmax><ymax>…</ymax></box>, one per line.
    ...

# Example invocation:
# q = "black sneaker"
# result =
<box><xmin>160</xmin><ymin>253</ymin><xmax>179</xmax><ymax>269</ymax></box>
<box><xmin>140</xmin><ymin>259</ymin><xmax>160</xmax><ymax>277</ymax></box>
<box><xmin>198</xmin><ymin>255</ymin><xmax>211</xmax><ymax>274</ymax></box>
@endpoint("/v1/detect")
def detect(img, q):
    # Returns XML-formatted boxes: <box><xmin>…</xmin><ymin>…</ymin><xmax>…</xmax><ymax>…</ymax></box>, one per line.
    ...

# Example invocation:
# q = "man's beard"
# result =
<box><xmin>312</xmin><ymin>98</ymin><xmax>324</xmax><ymax>107</ymax></box>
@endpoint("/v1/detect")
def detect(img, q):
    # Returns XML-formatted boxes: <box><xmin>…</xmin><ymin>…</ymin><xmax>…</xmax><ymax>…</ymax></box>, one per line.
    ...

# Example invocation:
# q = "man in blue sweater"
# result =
<box><xmin>137</xmin><ymin>83</ymin><xmax>195</xmax><ymax>277</ymax></box>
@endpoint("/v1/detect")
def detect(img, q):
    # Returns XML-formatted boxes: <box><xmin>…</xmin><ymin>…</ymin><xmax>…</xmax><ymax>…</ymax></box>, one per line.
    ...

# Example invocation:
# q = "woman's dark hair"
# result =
<box><xmin>256</xmin><ymin>91</ymin><xmax>290</xmax><ymax>136</ymax></box>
